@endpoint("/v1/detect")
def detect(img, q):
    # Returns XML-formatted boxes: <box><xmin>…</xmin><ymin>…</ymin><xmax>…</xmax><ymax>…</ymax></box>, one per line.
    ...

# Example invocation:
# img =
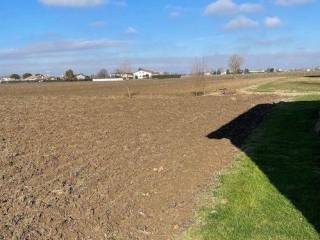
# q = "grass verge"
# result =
<box><xmin>183</xmin><ymin>95</ymin><xmax>320</xmax><ymax>240</ymax></box>
<box><xmin>255</xmin><ymin>78</ymin><xmax>320</xmax><ymax>93</ymax></box>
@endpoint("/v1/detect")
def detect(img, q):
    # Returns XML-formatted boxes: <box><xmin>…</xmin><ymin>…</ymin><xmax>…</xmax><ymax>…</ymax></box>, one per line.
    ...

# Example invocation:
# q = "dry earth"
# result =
<box><xmin>0</xmin><ymin>79</ymin><xmax>279</xmax><ymax>239</ymax></box>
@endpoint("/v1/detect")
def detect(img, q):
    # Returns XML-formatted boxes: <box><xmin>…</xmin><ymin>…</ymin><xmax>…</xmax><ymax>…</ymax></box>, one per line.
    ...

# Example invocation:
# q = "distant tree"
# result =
<box><xmin>118</xmin><ymin>61</ymin><xmax>133</xmax><ymax>98</ymax></box>
<box><xmin>266</xmin><ymin>68</ymin><xmax>275</xmax><ymax>73</ymax></box>
<box><xmin>192</xmin><ymin>57</ymin><xmax>208</xmax><ymax>96</ymax></box>
<box><xmin>217</xmin><ymin>68</ymin><xmax>223</xmax><ymax>75</ymax></box>
<box><xmin>96</xmin><ymin>68</ymin><xmax>109</xmax><ymax>79</ymax></box>
<box><xmin>229</xmin><ymin>54</ymin><xmax>244</xmax><ymax>74</ymax></box>
<box><xmin>65</xmin><ymin>69</ymin><xmax>75</xmax><ymax>81</ymax></box>
<box><xmin>10</xmin><ymin>74</ymin><xmax>21</xmax><ymax>80</ymax></box>
<box><xmin>244</xmin><ymin>68</ymin><xmax>250</xmax><ymax>74</ymax></box>
<box><xmin>23</xmin><ymin>73</ymin><xmax>32</xmax><ymax>79</ymax></box>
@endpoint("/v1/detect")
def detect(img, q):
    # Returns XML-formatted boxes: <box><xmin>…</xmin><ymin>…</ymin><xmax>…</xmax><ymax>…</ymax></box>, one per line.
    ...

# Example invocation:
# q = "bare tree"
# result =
<box><xmin>229</xmin><ymin>54</ymin><xmax>244</xmax><ymax>74</ymax></box>
<box><xmin>96</xmin><ymin>68</ymin><xmax>109</xmax><ymax>79</ymax></box>
<box><xmin>118</xmin><ymin>61</ymin><xmax>133</xmax><ymax>98</ymax></box>
<box><xmin>191</xmin><ymin>57</ymin><xmax>208</xmax><ymax>96</ymax></box>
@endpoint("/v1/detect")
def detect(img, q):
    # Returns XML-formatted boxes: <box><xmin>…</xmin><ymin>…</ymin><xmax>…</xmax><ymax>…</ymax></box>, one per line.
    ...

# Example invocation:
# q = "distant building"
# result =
<box><xmin>111</xmin><ymin>72</ymin><xmax>133</xmax><ymax>80</ymax></box>
<box><xmin>133</xmin><ymin>68</ymin><xmax>159</xmax><ymax>79</ymax></box>
<box><xmin>93</xmin><ymin>78</ymin><xmax>123</xmax><ymax>82</ymax></box>
<box><xmin>75</xmin><ymin>74</ymin><xmax>89</xmax><ymax>81</ymax></box>
<box><xmin>24</xmin><ymin>76</ymin><xmax>37</xmax><ymax>81</ymax></box>
<box><xmin>221</xmin><ymin>69</ymin><xmax>231</xmax><ymax>75</ymax></box>
<box><xmin>249</xmin><ymin>70</ymin><xmax>265</xmax><ymax>74</ymax></box>
<box><xmin>47</xmin><ymin>76</ymin><xmax>57</xmax><ymax>81</ymax></box>
<box><xmin>24</xmin><ymin>75</ymin><xmax>46</xmax><ymax>81</ymax></box>
<box><xmin>121</xmin><ymin>73</ymin><xmax>134</xmax><ymax>80</ymax></box>
<box><xmin>35</xmin><ymin>74</ymin><xmax>46</xmax><ymax>79</ymax></box>
<box><xmin>0</xmin><ymin>77</ymin><xmax>14</xmax><ymax>82</ymax></box>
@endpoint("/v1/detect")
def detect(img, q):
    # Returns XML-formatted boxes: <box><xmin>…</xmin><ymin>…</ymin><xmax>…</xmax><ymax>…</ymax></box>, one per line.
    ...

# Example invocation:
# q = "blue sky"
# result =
<box><xmin>0</xmin><ymin>0</ymin><xmax>319</xmax><ymax>75</ymax></box>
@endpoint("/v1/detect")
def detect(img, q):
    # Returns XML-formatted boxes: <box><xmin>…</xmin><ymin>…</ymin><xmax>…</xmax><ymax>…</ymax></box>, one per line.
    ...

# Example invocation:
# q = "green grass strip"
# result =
<box><xmin>184</xmin><ymin>96</ymin><xmax>320</xmax><ymax>240</ymax></box>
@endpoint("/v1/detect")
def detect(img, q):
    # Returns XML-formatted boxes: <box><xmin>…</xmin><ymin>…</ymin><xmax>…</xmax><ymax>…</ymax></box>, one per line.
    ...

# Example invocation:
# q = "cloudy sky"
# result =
<box><xmin>0</xmin><ymin>0</ymin><xmax>319</xmax><ymax>75</ymax></box>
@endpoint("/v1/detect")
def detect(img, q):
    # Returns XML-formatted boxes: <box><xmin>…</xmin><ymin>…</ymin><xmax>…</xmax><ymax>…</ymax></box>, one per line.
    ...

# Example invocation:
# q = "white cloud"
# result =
<box><xmin>204</xmin><ymin>0</ymin><xmax>237</xmax><ymax>15</ymax></box>
<box><xmin>39</xmin><ymin>0</ymin><xmax>107</xmax><ymax>7</ymax></box>
<box><xmin>0</xmin><ymin>39</ymin><xmax>127</xmax><ymax>59</ymax></box>
<box><xmin>225</xmin><ymin>16</ymin><xmax>259</xmax><ymax>30</ymax></box>
<box><xmin>126</xmin><ymin>27</ymin><xmax>138</xmax><ymax>34</ymax></box>
<box><xmin>204</xmin><ymin>0</ymin><xmax>263</xmax><ymax>15</ymax></box>
<box><xmin>239</xmin><ymin>3</ymin><xmax>263</xmax><ymax>13</ymax></box>
<box><xmin>274</xmin><ymin>0</ymin><xmax>312</xmax><ymax>6</ymax></box>
<box><xmin>111</xmin><ymin>0</ymin><xmax>127</xmax><ymax>7</ymax></box>
<box><xmin>264</xmin><ymin>16</ymin><xmax>283</xmax><ymax>28</ymax></box>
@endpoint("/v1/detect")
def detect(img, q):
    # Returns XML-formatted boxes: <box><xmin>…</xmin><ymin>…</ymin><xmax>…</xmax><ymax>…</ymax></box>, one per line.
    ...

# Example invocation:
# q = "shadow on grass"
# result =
<box><xmin>207</xmin><ymin>101</ymin><xmax>320</xmax><ymax>233</ymax></box>
<box><xmin>305</xmin><ymin>75</ymin><xmax>320</xmax><ymax>78</ymax></box>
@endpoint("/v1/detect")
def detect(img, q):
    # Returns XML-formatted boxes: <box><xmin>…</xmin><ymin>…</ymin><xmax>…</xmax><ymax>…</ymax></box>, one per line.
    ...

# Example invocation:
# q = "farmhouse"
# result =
<box><xmin>0</xmin><ymin>77</ymin><xmax>14</xmax><ymax>83</ymax></box>
<box><xmin>24</xmin><ymin>76</ymin><xmax>38</xmax><ymax>81</ymax></box>
<box><xmin>133</xmin><ymin>68</ymin><xmax>158</xmax><ymax>79</ymax></box>
<box><xmin>111</xmin><ymin>73</ymin><xmax>134</xmax><ymax>80</ymax></box>
<box><xmin>24</xmin><ymin>74</ymin><xmax>47</xmax><ymax>81</ymax></box>
<box><xmin>76</xmin><ymin>74</ymin><xmax>89</xmax><ymax>81</ymax></box>
<box><xmin>121</xmin><ymin>73</ymin><xmax>134</xmax><ymax>80</ymax></box>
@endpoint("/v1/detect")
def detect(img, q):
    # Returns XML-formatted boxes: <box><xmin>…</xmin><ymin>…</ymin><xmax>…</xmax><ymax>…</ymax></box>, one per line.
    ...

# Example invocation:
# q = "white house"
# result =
<box><xmin>76</xmin><ymin>74</ymin><xmax>88</xmax><ymax>80</ymax></box>
<box><xmin>121</xmin><ymin>73</ymin><xmax>134</xmax><ymax>80</ymax></box>
<box><xmin>111</xmin><ymin>73</ymin><xmax>133</xmax><ymax>80</ymax></box>
<box><xmin>24</xmin><ymin>76</ymin><xmax>38</xmax><ymax>81</ymax></box>
<box><xmin>24</xmin><ymin>75</ymin><xmax>45</xmax><ymax>81</ymax></box>
<box><xmin>0</xmin><ymin>77</ymin><xmax>15</xmax><ymax>82</ymax></box>
<box><xmin>133</xmin><ymin>68</ymin><xmax>158</xmax><ymax>79</ymax></box>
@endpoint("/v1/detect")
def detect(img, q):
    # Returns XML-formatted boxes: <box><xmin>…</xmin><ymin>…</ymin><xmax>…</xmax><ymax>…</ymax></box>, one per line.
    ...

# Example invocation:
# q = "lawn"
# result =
<box><xmin>183</xmin><ymin>95</ymin><xmax>320</xmax><ymax>240</ymax></box>
<box><xmin>255</xmin><ymin>77</ymin><xmax>320</xmax><ymax>93</ymax></box>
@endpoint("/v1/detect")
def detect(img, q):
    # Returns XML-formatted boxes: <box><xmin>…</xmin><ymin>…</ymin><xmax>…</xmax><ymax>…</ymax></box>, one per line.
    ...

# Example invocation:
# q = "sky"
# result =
<box><xmin>0</xmin><ymin>0</ymin><xmax>319</xmax><ymax>75</ymax></box>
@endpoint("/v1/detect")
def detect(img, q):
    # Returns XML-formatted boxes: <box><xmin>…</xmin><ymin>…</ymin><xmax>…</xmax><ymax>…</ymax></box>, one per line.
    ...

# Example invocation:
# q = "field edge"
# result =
<box><xmin>180</xmin><ymin>96</ymin><xmax>320</xmax><ymax>240</ymax></box>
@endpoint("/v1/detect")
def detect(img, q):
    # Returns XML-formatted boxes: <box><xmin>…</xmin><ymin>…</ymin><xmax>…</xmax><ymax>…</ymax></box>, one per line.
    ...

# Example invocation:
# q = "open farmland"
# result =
<box><xmin>0</xmin><ymin>77</ymin><xmax>280</xmax><ymax>239</ymax></box>
<box><xmin>0</xmin><ymin>75</ymin><xmax>281</xmax><ymax>98</ymax></box>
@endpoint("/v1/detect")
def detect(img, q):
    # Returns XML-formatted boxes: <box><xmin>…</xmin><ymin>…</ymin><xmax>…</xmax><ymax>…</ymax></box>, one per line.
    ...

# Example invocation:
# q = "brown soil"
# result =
<box><xmin>0</xmin><ymin>80</ymin><xmax>278</xmax><ymax>239</ymax></box>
